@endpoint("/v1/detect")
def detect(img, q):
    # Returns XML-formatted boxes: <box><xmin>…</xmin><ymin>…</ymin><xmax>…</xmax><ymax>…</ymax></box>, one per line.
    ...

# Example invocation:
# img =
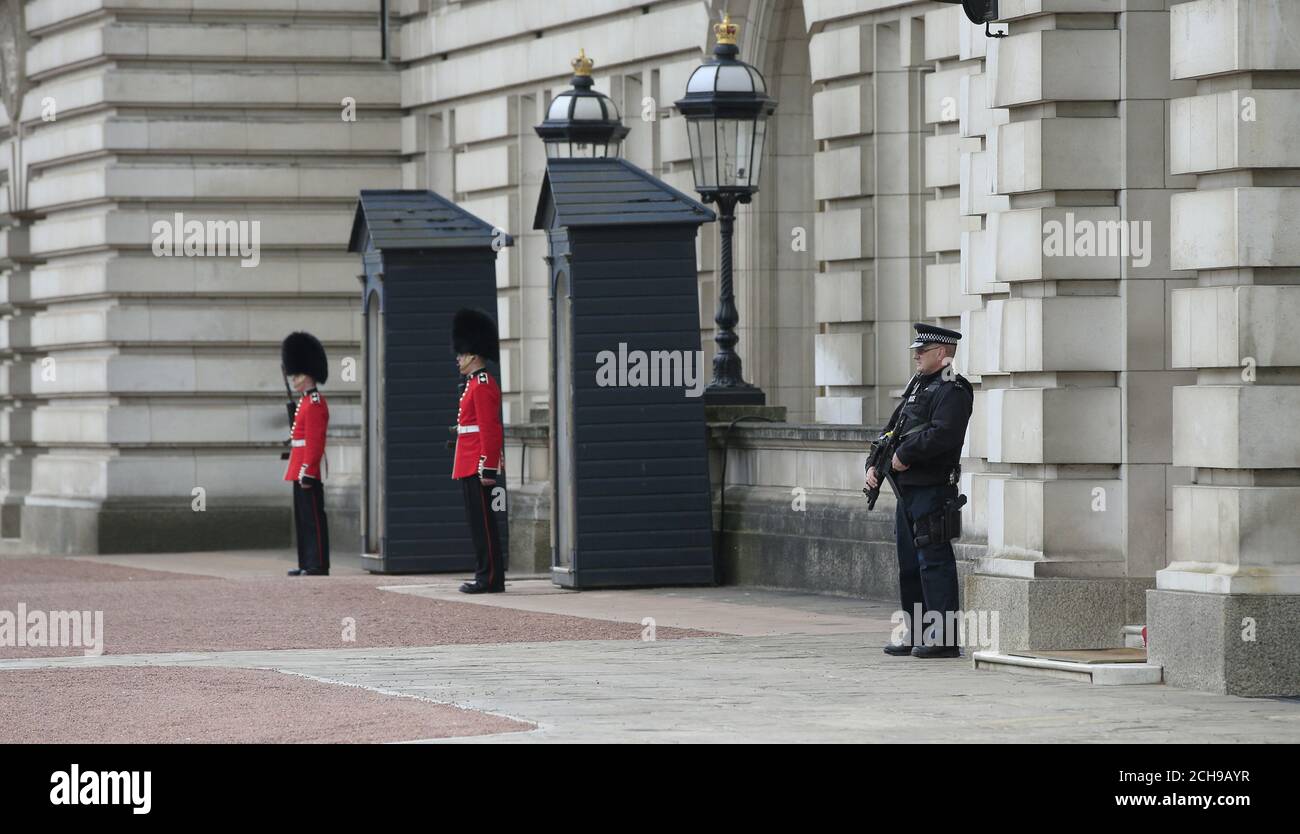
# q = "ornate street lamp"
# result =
<box><xmin>674</xmin><ymin>13</ymin><xmax>776</xmax><ymax>405</ymax></box>
<box><xmin>534</xmin><ymin>50</ymin><xmax>629</xmax><ymax>159</ymax></box>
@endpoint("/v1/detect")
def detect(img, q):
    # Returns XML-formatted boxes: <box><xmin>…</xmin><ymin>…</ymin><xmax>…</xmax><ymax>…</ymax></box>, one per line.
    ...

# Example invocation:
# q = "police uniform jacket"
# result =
<box><xmin>885</xmin><ymin>368</ymin><xmax>973</xmax><ymax>487</ymax></box>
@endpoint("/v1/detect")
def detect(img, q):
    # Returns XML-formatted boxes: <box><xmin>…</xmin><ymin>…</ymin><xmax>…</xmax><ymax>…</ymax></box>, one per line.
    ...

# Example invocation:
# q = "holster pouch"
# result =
<box><xmin>913</xmin><ymin>494</ymin><xmax>968</xmax><ymax>548</ymax></box>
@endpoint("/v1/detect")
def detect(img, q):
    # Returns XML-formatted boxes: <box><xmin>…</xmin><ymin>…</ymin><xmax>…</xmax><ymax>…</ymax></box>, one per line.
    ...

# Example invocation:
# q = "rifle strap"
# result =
<box><xmin>896</xmin><ymin>421</ymin><xmax>929</xmax><ymax>440</ymax></box>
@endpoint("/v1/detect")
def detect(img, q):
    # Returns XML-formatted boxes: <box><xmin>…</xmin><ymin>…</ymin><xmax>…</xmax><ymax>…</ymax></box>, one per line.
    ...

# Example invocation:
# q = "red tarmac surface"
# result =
<box><xmin>0</xmin><ymin>557</ymin><xmax>710</xmax><ymax>658</ymax></box>
<box><xmin>0</xmin><ymin>556</ymin><xmax>715</xmax><ymax>742</ymax></box>
<box><xmin>0</xmin><ymin>666</ymin><xmax>533</xmax><ymax>743</ymax></box>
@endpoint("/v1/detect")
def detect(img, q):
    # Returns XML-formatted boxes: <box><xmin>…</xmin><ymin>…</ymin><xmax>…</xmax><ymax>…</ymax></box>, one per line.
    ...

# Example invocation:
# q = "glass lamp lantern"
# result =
<box><xmin>671</xmin><ymin>13</ymin><xmax>778</xmax><ymax>405</ymax></box>
<box><xmin>534</xmin><ymin>50</ymin><xmax>629</xmax><ymax>159</ymax></box>
<box><xmin>673</xmin><ymin>14</ymin><xmax>777</xmax><ymax>201</ymax></box>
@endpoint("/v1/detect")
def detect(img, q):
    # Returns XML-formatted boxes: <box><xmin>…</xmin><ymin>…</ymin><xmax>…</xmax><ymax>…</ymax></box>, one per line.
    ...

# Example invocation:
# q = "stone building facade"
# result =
<box><xmin>0</xmin><ymin>0</ymin><xmax>1296</xmax><ymax>695</ymax></box>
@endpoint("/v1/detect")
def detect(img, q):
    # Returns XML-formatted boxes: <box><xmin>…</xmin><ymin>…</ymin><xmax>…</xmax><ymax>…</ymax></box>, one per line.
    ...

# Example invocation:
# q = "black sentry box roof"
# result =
<box><xmin>533</xmin><ymin>158</ymin><xmax>716</xmax><ymax>230</ymax></box>
<box><xmin>349</xmin><ymin>189</ymin><xmax>514</xmax><ymax>252</ymax></box>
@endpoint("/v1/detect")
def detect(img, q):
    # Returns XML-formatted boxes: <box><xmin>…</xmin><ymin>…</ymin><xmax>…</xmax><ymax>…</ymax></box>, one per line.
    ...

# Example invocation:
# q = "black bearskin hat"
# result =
<box><xmin>451</xmin><ymin>308</ymin><xmax>499</xmax><ymax>363</ymax></box>
<box><xmin>281</xmin><ymin>331</ymin><xmax>329</xmax><ymax>384</ymax></box>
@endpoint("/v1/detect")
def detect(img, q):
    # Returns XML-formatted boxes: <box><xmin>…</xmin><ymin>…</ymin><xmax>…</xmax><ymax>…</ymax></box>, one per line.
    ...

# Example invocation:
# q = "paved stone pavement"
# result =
<box><xmin>5</xmin><ymin>634</ymin><xmax>1300</xmax><ymax>743</ymax></box>
<box><xmin>379</xmin><ymin>579</ymin><xmax>884</xmax><ymax>636</ymax></box>
<box><xmin>4</xmin><ymin>564</ymin><xmax>1299</xmax><ymax>742</ymax></box>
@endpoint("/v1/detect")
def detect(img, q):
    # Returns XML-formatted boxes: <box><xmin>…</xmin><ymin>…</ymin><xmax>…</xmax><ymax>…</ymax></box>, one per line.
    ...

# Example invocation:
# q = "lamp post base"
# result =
<box><xmin>703</xmin><ymin>383</ymin><xmax>766</xmax><ymax>406</ymax></box>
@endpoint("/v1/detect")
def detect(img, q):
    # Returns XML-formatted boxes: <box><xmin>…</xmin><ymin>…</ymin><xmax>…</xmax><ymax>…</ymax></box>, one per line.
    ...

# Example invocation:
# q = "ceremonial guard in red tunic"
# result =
<box><xmin>282</xmin><ymin>332</ymin><xmax>330</xmax><ymax>577</ymax></box>
<box><xmin>451</xmin><ymin>309</ymin><xmax>505</xmax><ymax>594</ymax></box>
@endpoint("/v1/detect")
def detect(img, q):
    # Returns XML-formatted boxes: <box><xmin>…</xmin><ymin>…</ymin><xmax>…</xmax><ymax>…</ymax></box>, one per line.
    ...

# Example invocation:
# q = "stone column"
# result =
<box><xmin>962</xmin><ymin>0</ymin><xmax>1189</xmax><ymax>652</ymax></box>
<box><xmin>808</xmin><ymin>10</ymin><xmax>929</xmax><ymax>427</ymax></box>
<box><xmin>1150</xmin><ymin>0</ymin><xmax>1300</xmax><ymax>696</ymax></box>
<box><xmin>921</xmin><ymin>3</ymin><xmax>998</xmax><ymax>544</ymax></box>
<box><xmin>872</xmin><ymin>18</ymin><xmax>932</xmax><ymax>423</ymax></box>
<box><xmin>810</xmin><ymin>17</ymin><xmax>877</xmax><ymax>425</ymax></box>
<box><xmin>445</xmin><ymin>96</ymin><xmax>521</xmax><ymax>420</ymax></box>
<box><xmin>0</xmin><ymin>219</ymin><xmax>40</xmax><ymax>551</ymax></box>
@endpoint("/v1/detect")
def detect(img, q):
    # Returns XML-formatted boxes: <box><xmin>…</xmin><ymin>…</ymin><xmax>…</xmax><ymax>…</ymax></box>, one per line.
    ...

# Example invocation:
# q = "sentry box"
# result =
<box><xmin>534</xmin><ymin>158</ymin><xmax>716</xmax><ymax>588</ymax></box>
<box><xmin>349</xmin><ymin>190</ymin><xmax>512</xmax><ymax>574</ymax></box>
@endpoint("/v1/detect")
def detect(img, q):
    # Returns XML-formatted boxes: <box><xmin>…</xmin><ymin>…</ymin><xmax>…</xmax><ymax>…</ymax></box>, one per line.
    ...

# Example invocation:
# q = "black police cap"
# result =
<box><xmin>909</xmin><ymin>323</ymin><xmax>962</xmax><ymax>349</ymax></box>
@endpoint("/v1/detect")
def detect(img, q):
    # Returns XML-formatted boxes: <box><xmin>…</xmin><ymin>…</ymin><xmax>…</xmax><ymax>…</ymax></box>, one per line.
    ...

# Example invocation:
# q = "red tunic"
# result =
<box><xmin>453</xmin><ymin>370</ymin><xmax>503</xmax><ymax>479</ymax></box>
<box><xmin>284</xmin><ymin>388</ymin><xmax>328</xmax><ymax>481</ymax></box>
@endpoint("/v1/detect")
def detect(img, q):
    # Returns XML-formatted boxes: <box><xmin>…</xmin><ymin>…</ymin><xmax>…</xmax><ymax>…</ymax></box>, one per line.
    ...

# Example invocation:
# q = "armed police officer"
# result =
<box><xmin>865</xmin><ymin>323</ymin><xmax>973</xmax><ymax>658</ymax></box>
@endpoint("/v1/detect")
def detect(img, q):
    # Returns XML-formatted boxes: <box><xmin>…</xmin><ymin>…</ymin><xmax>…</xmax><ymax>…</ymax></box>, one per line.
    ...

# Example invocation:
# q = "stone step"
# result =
<box><xmin>972</xmin><ymin>649</ymin><xmax>1162</xmax><ymax>686</ymax></box>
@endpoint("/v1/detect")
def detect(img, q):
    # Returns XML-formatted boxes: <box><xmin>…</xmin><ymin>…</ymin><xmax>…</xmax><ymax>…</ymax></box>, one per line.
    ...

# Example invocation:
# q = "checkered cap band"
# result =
<box><xmin>910</xmin><ymin>333</ymin><xmax>960</xmax><ymax>348</ymax></box>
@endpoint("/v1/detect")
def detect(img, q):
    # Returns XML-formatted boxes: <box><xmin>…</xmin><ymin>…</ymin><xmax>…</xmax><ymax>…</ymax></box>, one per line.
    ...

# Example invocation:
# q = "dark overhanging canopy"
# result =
<box><xmin>533</xmin><ymin>158</ymin><xmax>715</xmax><ymax>230</ymax></box>
<box><xmin>349</xmin><ymin>190</ymin><xmax>514</xmax><ymax>252</ymax></box>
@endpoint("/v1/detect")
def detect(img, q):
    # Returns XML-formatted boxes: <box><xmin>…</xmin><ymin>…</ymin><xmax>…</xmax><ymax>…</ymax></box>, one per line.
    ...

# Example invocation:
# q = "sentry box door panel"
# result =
<box><xmin>381</xmin><ymin>256</ymin><xmax>507</xmax><ymax>573</ymax></box>
<box><xmin>350</xmin><ymin>190</ymin><xmax>513</xmax><ymax>575</ymax></box>
<box><xmin>535</xmin><ymin>158</ymin><xmax>716</xmax><ymax>589</ymax></box>
<box><xmin>566</xmin><ymin>231</ymin><xmax>713</xmax><ymax>586</ymax></box>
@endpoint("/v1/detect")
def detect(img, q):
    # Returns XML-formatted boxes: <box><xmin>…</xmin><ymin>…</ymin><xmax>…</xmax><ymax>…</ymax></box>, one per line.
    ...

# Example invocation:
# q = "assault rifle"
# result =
<box><xmin>280</xmin><ymin>364</ymin><xmax>297</xmax><ymax>461</ymax></box>
<box><xmin>862</xmin><ymin>375</ymin><xmax>923</xmax><ymax>510</ymax></box>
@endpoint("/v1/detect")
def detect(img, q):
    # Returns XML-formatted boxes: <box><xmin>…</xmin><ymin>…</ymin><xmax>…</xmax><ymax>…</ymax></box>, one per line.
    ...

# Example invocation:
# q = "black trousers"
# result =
<box><xmin>293</xmin><ymin>479</ymin><xmax>330</xmax><ymax>574</ymax></box>
<box><xmin>895</xmin><ymin>482</ymin><xmax>960</xmax><ymax>646</ymax></box>
<box><xmin>460</xmin><ymin>476</ymin><xmax>505</xmax><ymax>589</ymax></box>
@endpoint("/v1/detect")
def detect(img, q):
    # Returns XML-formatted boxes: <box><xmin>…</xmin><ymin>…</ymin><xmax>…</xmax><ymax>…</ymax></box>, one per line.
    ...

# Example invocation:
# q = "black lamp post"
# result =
<box><xmin>674</xmin><ymin>13</ymin><xmax>777</xmax><ymax>406</ymax></box>
<box><xmin>534</xmin><ymin>50</ymin><xmax>629</xmax><ymax>158</ymax></box>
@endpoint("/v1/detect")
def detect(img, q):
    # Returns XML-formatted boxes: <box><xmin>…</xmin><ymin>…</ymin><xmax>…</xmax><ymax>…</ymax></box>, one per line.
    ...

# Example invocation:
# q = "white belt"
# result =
<box><xmin>457</xmin><ymin>425</ymin><xmax>479</xmax><ymax>434</ymax></box>
<box><xmin>291</xmin><ymin>439</ymin><xmax>306</xmax><ymax>447</ymax></box>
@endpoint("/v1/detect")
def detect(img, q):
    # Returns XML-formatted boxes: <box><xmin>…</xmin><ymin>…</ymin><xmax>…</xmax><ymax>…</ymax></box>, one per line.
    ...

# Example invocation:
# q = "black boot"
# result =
<box><xmin>883</xmin><ymin>643</ymin><xmax>914</xmax><ymax>656</ymax></box>
<box><xmin>911</xmin><ymin>645</ymin><xmax>961</xmax><ymax>658</ymax></box>
<box><xmin>460</xmin><ymin>582</ymin><xmax>504</xmax><ymax>594</ymax></box>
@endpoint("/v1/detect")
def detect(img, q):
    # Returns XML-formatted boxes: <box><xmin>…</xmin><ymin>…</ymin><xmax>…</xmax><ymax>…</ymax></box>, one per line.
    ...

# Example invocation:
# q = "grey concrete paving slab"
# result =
<box><xmin>380</xmin><ymin>580</ymin><xmax>891</xmax><ymax>636</ymax></box>
<box><xmin>6</xmin><ymin>552</ymin><xmax>1299</xmax><ymax>743</ymax></box>
<box><xmin>4</xmin><ymin>632</ymin><xmax>1299</xmax><ymax>743</ymax></box>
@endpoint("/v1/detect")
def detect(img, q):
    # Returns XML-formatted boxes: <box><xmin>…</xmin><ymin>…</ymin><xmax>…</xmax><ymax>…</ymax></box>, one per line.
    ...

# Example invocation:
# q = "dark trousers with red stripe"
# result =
<box><xmin>460</xmin><ymin>476</ymin><xmax>504</xmax><ymax>590</ymax></box>
<box><xmin>292</xmin><ymin>478</ymin><xmax>330</xmax><ymax>574</ymax></box>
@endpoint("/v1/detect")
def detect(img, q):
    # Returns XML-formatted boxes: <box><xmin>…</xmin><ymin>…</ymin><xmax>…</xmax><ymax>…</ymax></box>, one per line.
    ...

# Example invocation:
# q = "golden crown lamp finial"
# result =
<box><xmin>572</xmin><ymin>49</ymin><xmax>595</xmax><ymax>77</ymax></box>
<box><xmin>714</xmin><ymin>11</ymin><xmax>739</xmax><ymax>46</ymax></box>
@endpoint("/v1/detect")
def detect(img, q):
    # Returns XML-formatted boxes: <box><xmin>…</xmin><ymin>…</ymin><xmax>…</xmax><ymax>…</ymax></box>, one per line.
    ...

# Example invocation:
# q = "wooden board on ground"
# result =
<box><xmin>1008</xmin><ymin>648</ymin><xmax>1148</xmax><ymax>664</ymax></box>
